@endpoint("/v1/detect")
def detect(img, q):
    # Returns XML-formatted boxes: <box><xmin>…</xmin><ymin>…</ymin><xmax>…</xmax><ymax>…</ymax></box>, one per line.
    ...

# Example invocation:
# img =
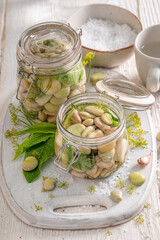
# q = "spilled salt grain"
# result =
<box><xmin>80</xmin><ymin>18</ymin><xmax>137</xmax><ymax>51</ymax></box>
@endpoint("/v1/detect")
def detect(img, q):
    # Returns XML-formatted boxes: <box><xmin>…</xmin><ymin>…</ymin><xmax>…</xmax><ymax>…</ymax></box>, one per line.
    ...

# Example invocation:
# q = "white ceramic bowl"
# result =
<box><xmin>67</xmin><ymin>4</ymin><xmax>142</xmax><ymax>68</ymax></box>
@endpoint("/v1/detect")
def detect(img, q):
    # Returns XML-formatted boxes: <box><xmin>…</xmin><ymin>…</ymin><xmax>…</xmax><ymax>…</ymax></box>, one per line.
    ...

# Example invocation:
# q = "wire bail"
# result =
<box><xmin>54</xmin><ymin>142</ymin><xmax>80</xmax><ymax>172</ymax></box>
<box><xmin>16</xmin><ymin>59</ymin><xmax>36</xmax><ymax>103</ymax></box>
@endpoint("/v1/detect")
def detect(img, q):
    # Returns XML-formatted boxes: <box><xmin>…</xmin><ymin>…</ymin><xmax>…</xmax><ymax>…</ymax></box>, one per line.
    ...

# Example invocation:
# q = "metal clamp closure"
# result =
<box><xmin>102</xmin><ymin>90</ymin><xmax>120</xmax><ymax>101</ymax></box>
<box><xmin>54</xmin><ymin>142</ymin><xmax>80</xmax><ymax>172</ymax></box>
<box><xmin>77</xmin><ymin>28</ymin><xmax>82</xmax><ymax>36</ymax></box>
<box><xmin>16</xmin><ymin>60</ymin><xmax>36</xmax><ymax>103</ymax></box>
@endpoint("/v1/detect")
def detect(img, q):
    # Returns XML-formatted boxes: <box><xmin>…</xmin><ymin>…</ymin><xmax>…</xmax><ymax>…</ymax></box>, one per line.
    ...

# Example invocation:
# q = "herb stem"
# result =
<box><xmin>86</xmin><ymin>61</ymin><xmax>91</xmax><ymax>91</ymax></box>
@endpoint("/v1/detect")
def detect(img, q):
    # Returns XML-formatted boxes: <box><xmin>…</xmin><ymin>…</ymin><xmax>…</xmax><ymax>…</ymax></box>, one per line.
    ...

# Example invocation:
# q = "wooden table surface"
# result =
<box><xmin>0</xmin><ymin>0</ymin><xmax>160</xmax><ymax>239</ymax></box>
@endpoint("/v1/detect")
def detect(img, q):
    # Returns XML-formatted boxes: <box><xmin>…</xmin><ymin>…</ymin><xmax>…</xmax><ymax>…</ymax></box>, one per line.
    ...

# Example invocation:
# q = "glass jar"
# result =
<box><xmin>55</xmin><ymin>92</ymin><xmax>128</xmax><ymax>179</ymax></box>
<box><xmin>16</xmin><ymin>22</ymin><xmax>86</xmax><ymax>123</ymax></box>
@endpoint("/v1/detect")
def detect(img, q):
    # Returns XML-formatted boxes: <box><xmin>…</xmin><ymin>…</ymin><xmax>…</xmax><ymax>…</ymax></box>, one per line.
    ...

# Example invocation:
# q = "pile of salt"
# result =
<box><xmin>80</xmin><ymin>18</ymin><xmax>137</xmax><ymax>51</ymax></box>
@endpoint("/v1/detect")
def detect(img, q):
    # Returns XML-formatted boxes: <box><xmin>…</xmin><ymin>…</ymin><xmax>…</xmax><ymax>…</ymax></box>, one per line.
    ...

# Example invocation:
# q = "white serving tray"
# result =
<box><xmin>0</xmin><ymin>96</ymin><xmax>157</xmax><ymax>230</ymax></box>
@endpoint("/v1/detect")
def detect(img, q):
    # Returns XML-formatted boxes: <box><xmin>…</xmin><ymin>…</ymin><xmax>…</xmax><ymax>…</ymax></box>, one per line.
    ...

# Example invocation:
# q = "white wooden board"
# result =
<box><xmin>0</xmin><ymin>95</ymin><xmax>157</xmax><ymax>230</ymax></box>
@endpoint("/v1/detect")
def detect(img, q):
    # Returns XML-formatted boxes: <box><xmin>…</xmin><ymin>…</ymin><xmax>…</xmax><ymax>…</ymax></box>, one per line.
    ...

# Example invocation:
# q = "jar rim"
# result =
<box><xmin>16</xmin><ymin>22</ymin><xmax>81</xmax><ymax>71</ymax></box>
<box><xmin>57</xmin><ymin>92</ymin><xmax>126</xmax><ymax>147</ymax></box>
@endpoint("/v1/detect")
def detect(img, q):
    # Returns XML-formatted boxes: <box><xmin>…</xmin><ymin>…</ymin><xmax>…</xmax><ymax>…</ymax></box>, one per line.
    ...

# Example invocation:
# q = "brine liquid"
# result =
<box><xmin>140</xmin><ymin>41</ymin><xmax>160</xmax><ymax>58</ymax></box>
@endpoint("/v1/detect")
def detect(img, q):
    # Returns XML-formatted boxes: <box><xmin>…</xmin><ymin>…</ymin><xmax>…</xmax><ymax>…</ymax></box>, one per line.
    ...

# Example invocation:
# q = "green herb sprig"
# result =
<box><xmin>105</xmin><ymin>230</ymin><xmax>112</xmax><ymax>236</ymax></box>
<box><xmin>144</xmin><ymin>203</ymin><xmax>152</xmax><ymax>209</ymax></box>
<box><xmin>48</xmin><ymin>193</ymin><xmax>55</xmax><ymax>200</ymax></box>
<box><xmin>115</xmin><ymin>177</ymin><xmax>126</xmax><ymax>189</ymax></box>
<box><xmin>135</xmin><ymin>215</ymin><xmax>144</xmax><ymax>223</ymax></box>
<box><xmin>9</xmin><ymin>103</ymin><xmax>34</xmax><ymax>127</ymax></box>
<box><xmin>58</xmin><ymin>180</ymin><xmax>69</xmax><ymax>190</ymax></box>
<box><xmin>114</xmin><ymin>177</ymin><xmax>137</xmax><ymax>195</ymax></box>
<box><xmin>34</xmin><ymin>203</ymin><xmax>42</xmax><ymax>211</ymax></box>
<box><xmin>83</xmin><ymin>52</ymin><xmax>95</xmax><ymax>89</ymax></box>
<box><xmin>5</xmin><ymin>103</ymin><xmax>36</xmax><ymax>150</ymax></box>
<box><xmin>126</xmin><ymin>112</ymin><xmax>147</xmax><ymax>149</ymax></box>
<box><xmin>5</xmin><ymin>104</ymin><xmax>57</xmax><ymax>183</ymax></box>
<box><xmin>87</xmin><ymin>185</ymin><xmax>96</xmax><ymax>194</ymax></box>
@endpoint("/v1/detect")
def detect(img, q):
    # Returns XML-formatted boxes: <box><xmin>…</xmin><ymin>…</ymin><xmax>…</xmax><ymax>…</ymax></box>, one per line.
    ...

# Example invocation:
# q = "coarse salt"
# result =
<box><xmin>80</xmin><ymin>18</ymin><xmax>137</xmax><ymax>51</ymax></box>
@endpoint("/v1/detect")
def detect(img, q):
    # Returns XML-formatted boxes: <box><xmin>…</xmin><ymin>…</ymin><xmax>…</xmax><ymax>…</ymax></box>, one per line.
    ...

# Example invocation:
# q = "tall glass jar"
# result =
<box><xmin>55</xmin><ymin>92</ymin><xmax>129</xmax><ymax>179</ymax></box>
<box><xmin>16</xmin><ymin>22</ymin><xmax>86</xmax><ymax>123</ymax></box>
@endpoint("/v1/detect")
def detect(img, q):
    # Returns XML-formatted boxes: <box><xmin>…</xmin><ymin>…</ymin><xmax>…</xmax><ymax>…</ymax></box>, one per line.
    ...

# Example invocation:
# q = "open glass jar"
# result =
<box><xmin>16</xmin><ymin>22</ymin><xmax>86</xmax><ymax>123</ymax></box>
<box><xmin>55</xmin><ymin>92</ymin><xmax>128</xmax><ymax>179</ymax></box>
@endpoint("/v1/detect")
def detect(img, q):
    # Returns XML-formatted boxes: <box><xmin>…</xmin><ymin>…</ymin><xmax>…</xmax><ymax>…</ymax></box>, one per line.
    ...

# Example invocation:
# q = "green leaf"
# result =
<box><xmin>18</xmin><ymin>122</ymin><xmax>57</xmax><ymax>134</ymax></box>
<box><xmin>57</xmin><ymin>62</ymin><xmax>84</xmax><ymax>86</ymax></box>
<box><xmin>64</xmin><ymin>145</ymin><xmax>95</xmax><ymax>171</ymax></box>
<box><xmin>23</xmin><ymin>135</ymin><xmax>55</xmax><ymax>183</ymax></box>
<box><xmin>70</xmin><ymin>154</ymin><xmax>95</xmax><ymax>171</ymax></box>
<box><xmin>113</xmin><ymin>120</ymin><xmax>119</xmax><ymax>127</ymax></box>
<box><xmin>13</xmin><ymin>133</ymin><xmax>53</xmax><ymax>160</ymax></box>
<box><xmin>104</xmin><ymin>110</ymin><xmax>119</xmax><ymax>127</ymax></box>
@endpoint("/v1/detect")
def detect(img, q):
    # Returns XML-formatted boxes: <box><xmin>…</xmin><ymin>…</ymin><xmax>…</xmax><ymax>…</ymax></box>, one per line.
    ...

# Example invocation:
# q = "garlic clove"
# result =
<box><xmin>137</xmin><ymin>153</ymin><xmax>151</xmax><ymax>166</ymax></box>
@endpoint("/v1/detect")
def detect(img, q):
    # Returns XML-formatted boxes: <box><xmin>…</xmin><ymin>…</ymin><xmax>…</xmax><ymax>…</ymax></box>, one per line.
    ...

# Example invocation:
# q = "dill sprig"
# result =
<box><xmin>5</xmin><ymin>128</ymin><xmax>19</xmax><ymax>150</ymax></box>
<box><xmin>126</xmin><ymin>112</ymin><xmax>147</xmax><ymax>149</ymax></box>
<box><xmin>9</xmin><ymin>103</ymin><xmax>34</xmax><ymax>127</ymax></box>
<box><xmin>115</xmin><ymin>177</ymin><xmax>136</xmax><ymax>195</ymax></box>
<box><xmin>42</xmin><ymin>176</ymin><xmax>48</xmax><ymax>181</ymax></box>
<box><xmin>83</xmin><ymin>52</ymin><xmax>95</xmax><ymax>89</ymax></box>
<box><xmin>34</xmin><ymin>203</ymin><xmax>42</xmax><ymax>211</ymax></box>
<box><xmin>114</xmin><ymin>177</ymin><xmax>126</xmax><ymax>189</ymax></box>
<box><xmin>83</xmin><ymin>52</ymin><xmax>95</xmax><ymax>67</ymax></box>
<box><xmin>135</xmin><ymin>215</ymin><xmax>144</xmax><ymax>223</ymax></box>
<box><xmin>58</xmin><ymin>180</ymin><xmax>69</xmax><ymax>190</ymax></box>
<box><xmin>48</xmin><ymin>193</ymin><xmax>55</xmax><ymax>200</ymax></box>
<box><xmin>144</xmin><ymin>203</ymin><xmax>152</xmax><ymax>209</ymax></box>
<box><xmin>9</xmin><ymin>104</ymin><xmax>18</xmax><ymax>125</ymax></box>
<box><xmin>125</xmin><ymin>182</ymin><xmax>136</xmax><ymax>194</ymax></box>
<box><xmin>105</xmin><ymin>230</ymin><xmax>112</xmax><ymax>236</ymax></box>
<box><xmin>5</xmin><ymin>103</ymin><xmax>35</xmax><ymax>150</ymax></box>
<box><xmin>87</xmin><ymin>185</ymin><xmax>96</xmax><ymax>194</ymax></box>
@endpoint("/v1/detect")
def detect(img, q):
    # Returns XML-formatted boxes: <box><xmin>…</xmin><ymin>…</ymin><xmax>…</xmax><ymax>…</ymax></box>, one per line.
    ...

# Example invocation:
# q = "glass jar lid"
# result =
<box><xmin>96</xmin><ymin>78</ymin><xmax>155</xmax><ymax>110</ymax></box>
<box><xmin>26</xmin><ymin>29</ymin><xmax>73</xmax><ymax>61</ymax></box>
<box><xmin>17</xmin><ymin>22</ymin><xmax>81</xmax><ymax>71</ymax></box>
